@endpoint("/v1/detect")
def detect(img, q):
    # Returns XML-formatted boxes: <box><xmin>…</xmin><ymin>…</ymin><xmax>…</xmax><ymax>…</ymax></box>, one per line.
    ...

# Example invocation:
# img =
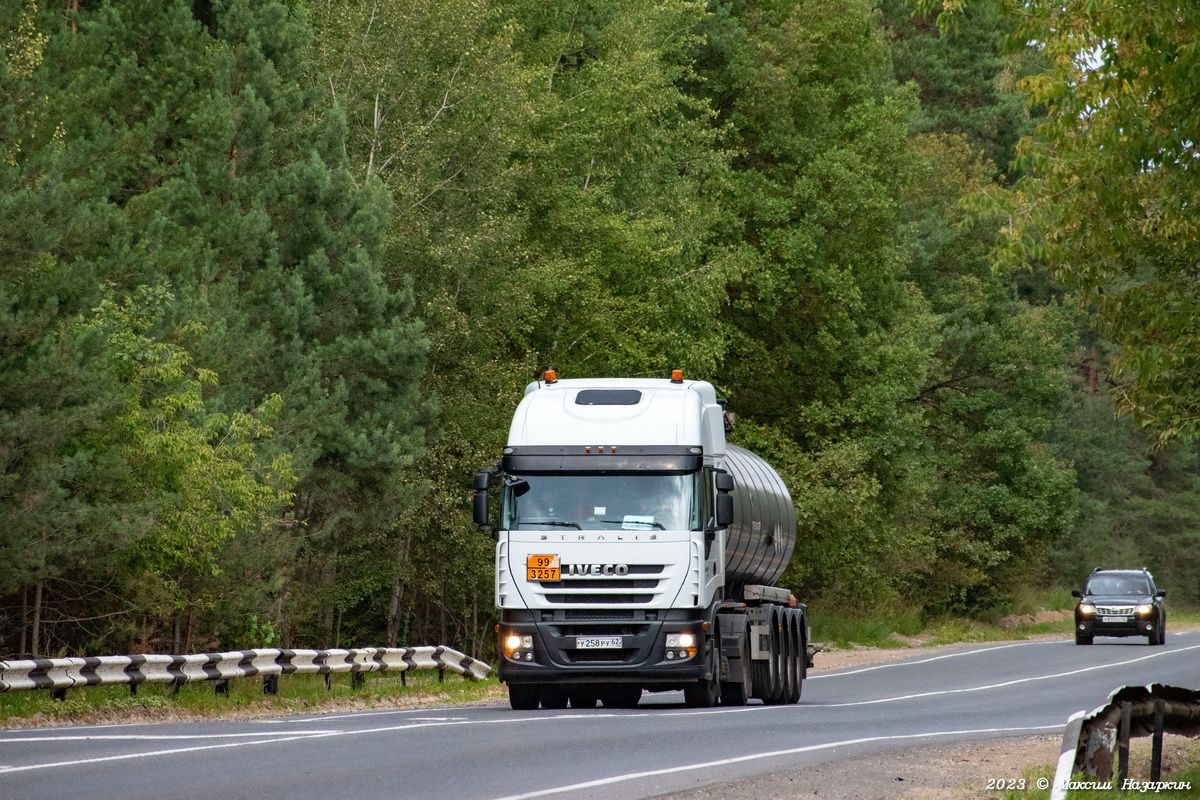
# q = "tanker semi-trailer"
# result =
<box><xmin>473</xmin><ymin>370</ymin><xmax>812</xmax><ymax>710</ymax></box>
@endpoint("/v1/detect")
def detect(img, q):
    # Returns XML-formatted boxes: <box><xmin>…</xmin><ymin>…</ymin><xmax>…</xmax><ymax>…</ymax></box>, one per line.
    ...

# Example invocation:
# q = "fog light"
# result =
<box><xmin>666</xmin><ymin>651</ymin><xmax>675</xmax><ymax>660</ymax></box>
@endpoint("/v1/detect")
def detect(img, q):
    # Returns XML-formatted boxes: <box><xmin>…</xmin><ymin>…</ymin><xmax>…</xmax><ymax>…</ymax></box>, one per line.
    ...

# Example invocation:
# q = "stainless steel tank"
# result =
<box><xmin>723</xmin><ymin>444</ymin><xmax>797</xmax><ymax>591</ymax></box>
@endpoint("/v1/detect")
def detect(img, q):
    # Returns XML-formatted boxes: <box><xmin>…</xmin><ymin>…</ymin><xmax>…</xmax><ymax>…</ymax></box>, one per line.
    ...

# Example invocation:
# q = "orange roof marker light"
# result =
<box><xmin>670</xmin><ymin>369</ymin><xmax>684</xmax><ymax>384</ymax></box>
<box><xmin>544</xmin><ymin>369</ymin><xmax>558</xmax><ymax>384</ymax></box>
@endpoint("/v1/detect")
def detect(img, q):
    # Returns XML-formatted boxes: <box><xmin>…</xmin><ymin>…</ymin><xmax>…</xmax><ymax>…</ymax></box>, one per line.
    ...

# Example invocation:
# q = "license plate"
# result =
<box><xmin>576</xmin><ymin>636</ymin><xmax>622</xmax><ymax>649</ymax></box>
<box><xmin>1102</xmin><ymin>616</ymin><xmax>1130</xmax><ymax>623</ymax></box>
<box><xmin>527</xmin><ymin>554</ymin><xmax>560</xmax><ymax>581</ymax></box>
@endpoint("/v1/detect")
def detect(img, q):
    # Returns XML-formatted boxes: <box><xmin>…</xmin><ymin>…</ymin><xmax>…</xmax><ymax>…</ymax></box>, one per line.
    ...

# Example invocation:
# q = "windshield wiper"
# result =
<box><xmin>600</xmin><ymin>519</ymin><xmax>666</xmax><ymax>530</ymax></box>
<box><xmin>518</xmin><ymin>519</ymin><xmax>582</xmax><ymax>529</ymax></box>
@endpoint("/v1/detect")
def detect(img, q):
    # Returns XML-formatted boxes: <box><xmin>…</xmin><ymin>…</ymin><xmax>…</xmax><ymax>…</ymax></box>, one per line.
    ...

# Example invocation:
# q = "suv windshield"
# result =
<box><xmin>501</xmin><ymin>473</ymin><xmax>702</xmax><ymax>531</ymax></box>
<box><xmin>1085</xmin><ymin>575</ymin><xmax>1151</xmax><ymax>596</ymax></box>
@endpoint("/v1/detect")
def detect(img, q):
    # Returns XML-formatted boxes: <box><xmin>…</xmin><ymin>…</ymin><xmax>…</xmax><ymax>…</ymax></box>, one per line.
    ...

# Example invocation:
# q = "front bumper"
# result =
<box><xmin>497</xmin><ymin>608</ymin><xmax>707</xmax><ymax>686</ymax></box>
<box><xmin>1076</xmin><ymin>615</ymin><xmax>1157</xmax><ymax>638</ymax></box>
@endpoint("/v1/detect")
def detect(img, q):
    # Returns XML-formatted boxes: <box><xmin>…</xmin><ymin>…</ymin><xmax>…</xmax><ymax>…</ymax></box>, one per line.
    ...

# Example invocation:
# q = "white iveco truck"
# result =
<box><xmin>473</xmin><ymin>371</ymin><xmax>811</xmax><ymax>709</ymax></box>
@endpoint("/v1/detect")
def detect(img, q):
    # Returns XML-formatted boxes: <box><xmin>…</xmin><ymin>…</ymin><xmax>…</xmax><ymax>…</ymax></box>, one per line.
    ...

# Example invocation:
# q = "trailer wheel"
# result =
<box><xmin>785</xmin><ymin>612</ymin><xmax>803</xmax><ymax>704</ymax></box>
<box><xmin>508</xmin><ymin>684</ymin><xmax>540</xmax><ymax>710</ymax></box>
<box><xmin>761</xmin><ymin>606</ymin><xmax>788</xmax><ymax>705</ymax></box>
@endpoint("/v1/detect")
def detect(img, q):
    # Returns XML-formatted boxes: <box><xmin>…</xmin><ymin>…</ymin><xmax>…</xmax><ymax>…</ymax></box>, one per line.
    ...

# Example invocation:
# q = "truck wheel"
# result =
<box><xmin>786</xmin><ymin>616</ymin><xmax>804</xmax><ymax>704</ymax></box>
<box><xmin>685</xmin><ymin>629</ymin><xmax>721</xmax><ymax>708</ymax></box>
<box><xmin>761</xmin><ymin>607</ymin><xmax>789</xmax><ymax>705</ymax></box>
<box><xmin>541</xmin><ymin>686</ymin><xmax>569</xmax><ymax>709</ymax></box>
<box><xmin>508</xmin><ymin>684</ymin><xmax>540</xmax><ymax>710</ymax></box>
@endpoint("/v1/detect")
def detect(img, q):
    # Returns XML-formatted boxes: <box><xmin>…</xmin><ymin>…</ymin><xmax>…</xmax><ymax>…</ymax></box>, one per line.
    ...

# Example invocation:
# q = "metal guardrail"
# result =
<box><xmin>0</xmin><ymin>646</ymin><xmax>491</xmax><ymax>696</ymax></box>
<box><xmin>1051</xmin><ymin>683</ymin><xmax>1200</xmax><ymax>799</ymax></box>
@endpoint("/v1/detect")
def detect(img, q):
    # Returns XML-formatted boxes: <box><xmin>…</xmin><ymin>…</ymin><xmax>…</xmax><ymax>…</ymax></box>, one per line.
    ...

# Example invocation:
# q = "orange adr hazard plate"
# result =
<box><xmin>527</xmin><ymin>554</ymin><xmax>560</xmax><ymax>581</ymax></box>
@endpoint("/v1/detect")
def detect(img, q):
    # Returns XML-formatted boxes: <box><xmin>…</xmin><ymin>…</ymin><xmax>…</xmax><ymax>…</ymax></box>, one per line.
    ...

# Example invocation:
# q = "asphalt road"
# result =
<box><xmin>3</xmin><ymin>631</ymin><xmax>1199</xmax><ymax>800</ymax></box>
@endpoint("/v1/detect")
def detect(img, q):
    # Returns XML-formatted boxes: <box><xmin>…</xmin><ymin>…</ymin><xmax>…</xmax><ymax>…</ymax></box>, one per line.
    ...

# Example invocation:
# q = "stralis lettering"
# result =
<box><xmin>565</xmin><ymin>563</ymin><xmax>630</xmax><ymax>576</ymax></box>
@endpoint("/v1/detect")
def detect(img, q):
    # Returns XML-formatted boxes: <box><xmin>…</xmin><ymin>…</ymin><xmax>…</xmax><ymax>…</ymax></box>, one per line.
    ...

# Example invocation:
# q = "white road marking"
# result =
<box><xmin>257</xmin><ymin>708</ymin><xmax>440</xmax><ymax>723</ymax></box>
<box><xmin>812</xmin><ymin>643</ymin><xmax>1200</xmax><ymax>708</ymax></box>
<box><xmin>485</xmin><ymin>724</ymin><xmax>1065</xmax><ymax>800</ymax></box>
<box><xmin>0</xmin><ymin>731</ymin><xmax>338</xmax><ymax>742</ymax></box>
<box><xmin>809</xmin><ymin>640</ymin><xmax>1052</xmax><ymax>678</ymax></box>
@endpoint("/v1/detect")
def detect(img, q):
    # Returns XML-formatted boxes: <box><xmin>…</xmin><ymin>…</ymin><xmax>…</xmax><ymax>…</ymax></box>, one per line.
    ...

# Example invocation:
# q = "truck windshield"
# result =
<box><xmin>501</xmin><ymin>473</ymin><xmax>701</xmax><ymax>531</ymax></box>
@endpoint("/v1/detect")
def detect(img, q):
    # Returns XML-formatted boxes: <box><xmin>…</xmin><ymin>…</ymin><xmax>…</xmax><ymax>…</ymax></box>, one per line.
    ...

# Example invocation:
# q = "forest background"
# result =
<box><xmin>2</xmin><ymin>0</ymin><xmax>1198</xmax><ymax>660</ymax></box>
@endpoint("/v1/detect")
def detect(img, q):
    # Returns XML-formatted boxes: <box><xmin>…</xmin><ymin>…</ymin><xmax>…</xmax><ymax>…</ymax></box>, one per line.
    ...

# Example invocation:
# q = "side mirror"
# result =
<box><xmin>473</xmin><ymin>468</ymin><xmax>496</xmax><ymax>531</ymax></box>
<box><xmin>1071</xmin><ymin>589</ymin><xmax>1082</xmax><ymax>598</ymax></box>
<box><xmin>1156</xmin><ymin>589</ymin><xmax>1166</xmax><ymax>598</ymax></box>
<box><xmin>715</xmin><ymin>494</ymin><xmax>734</xmax><ymax>528</ymax></box>
<box><xmin>714</xmin><ymin>469</ymin><xmax>735</xmax><ymax>529</ymax></box>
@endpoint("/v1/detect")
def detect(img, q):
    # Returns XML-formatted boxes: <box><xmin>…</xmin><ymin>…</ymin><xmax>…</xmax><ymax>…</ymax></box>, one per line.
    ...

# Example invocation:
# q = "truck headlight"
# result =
<box><xmin>504</xmin><ymin>634</ymin><xmax>533</xmax><ymax>654</ymax></box>
<box><xmin>666</xmin><ymin>633</ymin><xmax>696</xmax><ymax>649</ymax></box>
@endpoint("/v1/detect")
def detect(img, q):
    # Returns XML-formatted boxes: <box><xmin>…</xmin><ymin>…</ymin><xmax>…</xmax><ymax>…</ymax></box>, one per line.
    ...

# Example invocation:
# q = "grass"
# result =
<box><xmin>810</xmin><ymin>597</ymin><xmax>1200</xmax><ymax>651</ymax></box>
<box><xmin>997</xmin><ymin>739</ymin><xmax>1200</xmax><ymax>799</ymax></box>
<box><xmin>0</xmin><ymin>670</ymin><xmax>504</xmax><ymax>726</ymax></box>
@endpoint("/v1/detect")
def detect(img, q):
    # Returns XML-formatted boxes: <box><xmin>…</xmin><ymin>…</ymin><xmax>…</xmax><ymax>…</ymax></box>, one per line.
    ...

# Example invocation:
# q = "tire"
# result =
<box><xmin>684</xmin><ymin>627</ymin><xmax>721</xmax><ymax>708</ymax></box>
<box><xmin>762</xmin><ymin>607</ymin><xmax>788</xmax><ymax>705</ymax></box>
<box><xmin>508</xmin><ymin>684</ymin><xmax>540</xmax><ymax>710</ymax></box>
<box><xmin>1152</xmin><ymin>623</ymin><xmax>1166</xmax><ymax>646</ymax></box>
<box><xmin>540</xmin><ymin>686</ymin><xmax>569</xmax><ymax>709</ymax></box>
<box><xmin>1075</xmin><ymin>631</ymin><xmax>1093</xmax><ymax>645</ymax></box>
<box><xmin>787</xmin><ymin>616</ymin><xmax>805</xmax><ymax>704</ymax></box>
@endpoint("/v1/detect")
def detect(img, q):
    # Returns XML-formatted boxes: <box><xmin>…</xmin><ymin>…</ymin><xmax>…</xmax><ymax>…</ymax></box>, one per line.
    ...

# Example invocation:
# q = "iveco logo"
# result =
<box><xmin>565</xmin><ymin>563</ymin><xmax>630</xmax><ymax>576</ymax></box>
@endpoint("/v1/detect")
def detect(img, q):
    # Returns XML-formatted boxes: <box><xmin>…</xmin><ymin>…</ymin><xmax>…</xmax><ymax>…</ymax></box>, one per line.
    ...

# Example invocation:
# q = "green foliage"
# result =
<box><xmin>0</xmin><ymin>0</ymin><xmax>427</xmax><ymax>655</ymax></box>
<box><xmin>5</xmin><ymin>0</ymin><xmax>1189</xmax><ymax>660</ymax></box>
<box><xmin>986</xmin><ymin>1</ymin><xmax>1200</xmax><ymax>446</ymax></box>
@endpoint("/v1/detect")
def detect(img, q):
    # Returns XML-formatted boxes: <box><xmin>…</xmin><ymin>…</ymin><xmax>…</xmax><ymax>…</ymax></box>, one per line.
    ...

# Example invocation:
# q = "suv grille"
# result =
<box><xmin>1096</xmin><ymin>606</ymin><xmax>1136</xmax><ymax>616</ymax></box>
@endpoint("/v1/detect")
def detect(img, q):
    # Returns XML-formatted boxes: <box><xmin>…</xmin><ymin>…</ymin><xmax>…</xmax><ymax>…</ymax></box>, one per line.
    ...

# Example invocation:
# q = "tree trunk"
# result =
<box><xmin>385</xmin><ymin>532</ymin><xmax>412</xmax><ymax>647</ymax></box>
<box><xmin>31</xmin><ymin>579</ymin><xmax>44</xmax><ymax>658</ymax></box>
<box><xmin>19</xmin><ymin>585</ymin><xmax>28</xmax><ymax>657</ymax></box>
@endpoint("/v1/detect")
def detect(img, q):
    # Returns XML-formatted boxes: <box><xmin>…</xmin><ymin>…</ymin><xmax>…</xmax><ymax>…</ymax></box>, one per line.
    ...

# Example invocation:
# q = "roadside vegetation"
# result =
<box><xmin>0</xmin><ymin>670</ymin><xmax>504</xmax><ymax>728</ymax></box>
<box><xmin>1000</xmin><ymin>740</ymin><xmax>1200</xmax><ymax>800</ymax></box>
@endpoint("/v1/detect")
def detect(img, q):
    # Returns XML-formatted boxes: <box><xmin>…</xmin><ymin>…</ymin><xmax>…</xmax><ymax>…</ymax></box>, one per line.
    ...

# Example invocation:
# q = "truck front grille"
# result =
<box><xmin>533</xmin><ymin>564</ymin><xmax>667</xmax><ymax>607</ymax></box>
<box><xmin>544</xmin><ymin>593</ymin><xmax>654</xmax><ymax>604</ymax></box>
<box><xmin>539</xmin><ymin>579</ymin><xmax>658</xmax><ymax>589</ymax></box>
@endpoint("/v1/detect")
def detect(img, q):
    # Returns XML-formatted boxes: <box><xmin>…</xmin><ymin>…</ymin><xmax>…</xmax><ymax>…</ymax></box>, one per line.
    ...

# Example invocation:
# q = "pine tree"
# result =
<box><xmin>0</xmin><ymin>0</ymin><xmax>429</xmax><ymax>654</ymax></box>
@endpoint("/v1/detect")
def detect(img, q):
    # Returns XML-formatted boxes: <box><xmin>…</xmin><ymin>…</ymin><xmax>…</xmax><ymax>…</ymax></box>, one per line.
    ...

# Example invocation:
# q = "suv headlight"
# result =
<box><xmin>1078</xmin><ymin>603</ymin><xmax>1095</xmax><ymax>615</ymax></box>
<box><xmin>1136</xmin><ymin>604</ymin><xmax>1153</xmax><ymax>615</ymax></box>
